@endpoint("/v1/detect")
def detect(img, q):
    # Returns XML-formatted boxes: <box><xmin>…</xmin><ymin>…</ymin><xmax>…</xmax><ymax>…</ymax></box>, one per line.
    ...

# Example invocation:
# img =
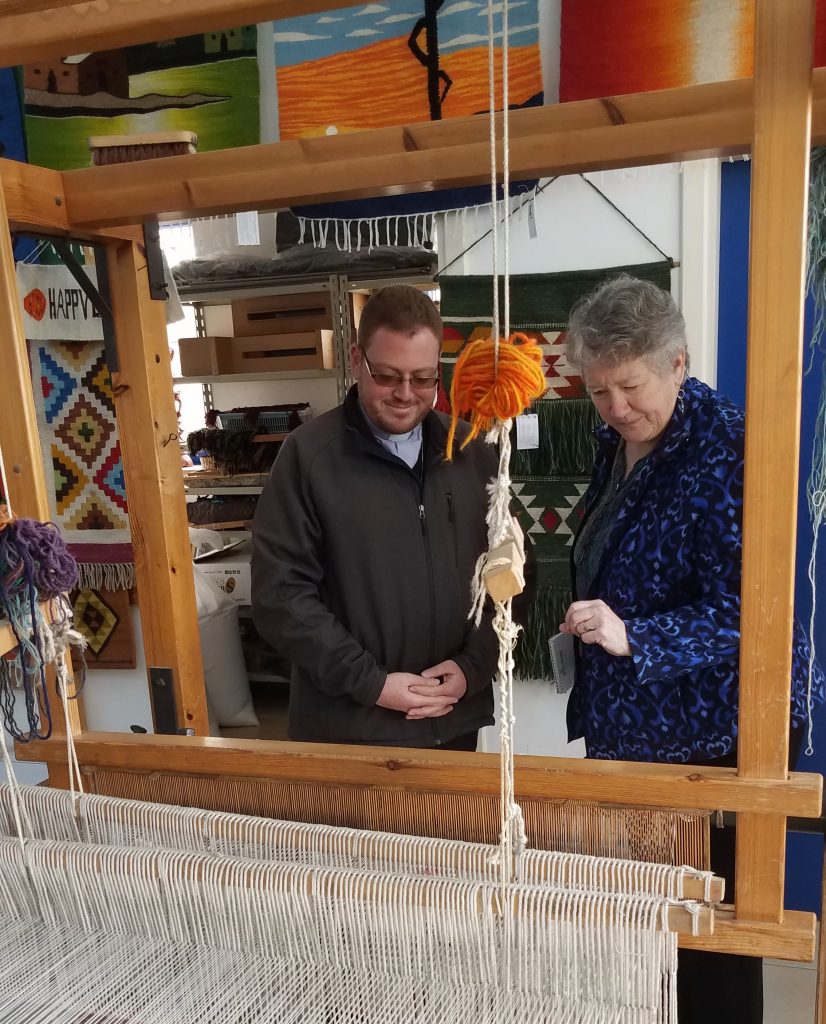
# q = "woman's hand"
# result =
<box><xmin>560</xmin><ymin>600</ymin><xmax>631</xmax><ymax>657</ymax></box>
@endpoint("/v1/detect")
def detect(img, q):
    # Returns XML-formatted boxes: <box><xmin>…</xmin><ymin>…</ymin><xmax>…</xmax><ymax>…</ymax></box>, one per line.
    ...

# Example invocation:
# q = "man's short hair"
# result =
<box><xmin>357</xmin><ymin>284</ymin><xmax>442</xmax><ymax>351</ymax></box>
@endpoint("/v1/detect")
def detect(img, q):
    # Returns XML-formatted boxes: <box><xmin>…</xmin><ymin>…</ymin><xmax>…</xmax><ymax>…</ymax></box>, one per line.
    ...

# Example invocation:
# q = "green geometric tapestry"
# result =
<box><xmin>439</xmin><ymin>261</ymin><xmax>672</xmax><ymax>680</ymax></box>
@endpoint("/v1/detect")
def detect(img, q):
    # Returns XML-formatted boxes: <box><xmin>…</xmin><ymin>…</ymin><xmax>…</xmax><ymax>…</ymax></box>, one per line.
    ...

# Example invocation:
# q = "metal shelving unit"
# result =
<box><xmin>178</xmin><ymin>274</ymin><xmax>351</xmax><ymax>414</ymax></box>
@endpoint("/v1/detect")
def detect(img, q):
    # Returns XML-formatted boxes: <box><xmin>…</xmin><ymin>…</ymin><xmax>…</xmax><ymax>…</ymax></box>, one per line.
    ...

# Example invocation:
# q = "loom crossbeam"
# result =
<box><xmin>17</xmin><ymin>732</ymin><xmax>821</xmax><ymax>818</ymax></box>
<box><xmin>0</xmin><ymin>782</ymin><xmax>718</xmax><ymax>936</ymax></box>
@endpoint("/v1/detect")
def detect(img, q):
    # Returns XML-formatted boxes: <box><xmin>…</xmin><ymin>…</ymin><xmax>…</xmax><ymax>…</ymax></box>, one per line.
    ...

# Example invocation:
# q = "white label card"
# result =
<box><xmin>236</xmin><ymin>211</ymin><xmax>261</xmax><ymax>246</ymax></box>
<box><xmin>515</xmin><ymin>413</ymin><xmax>539</xmax><ymax>450</ymax></box>
<box><xmin>527</xmin><ymin>199</ymin><xmax>538</xmax><ymax>239</ymax></box>
<box><xmin>548</xmin><ymin>632</ymin><xmax>576</xmax><ymax>694</ymax></box>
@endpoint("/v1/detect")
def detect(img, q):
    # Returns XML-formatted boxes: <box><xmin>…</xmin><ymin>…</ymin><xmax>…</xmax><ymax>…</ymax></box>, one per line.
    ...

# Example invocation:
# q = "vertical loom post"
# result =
<box><xmin>736</xmin><ymin>0</ymin><xmax>815</xmax><ymax>922</ymax></box>
<box><xmin>105</xmin><ymin>237</ymin><xmax>208</xmax><ymax>736</ymax></box>
<box><xmin>0</xmin><ymin>170</ymin><xmax>82</xmax><ymax>783</ymax></box>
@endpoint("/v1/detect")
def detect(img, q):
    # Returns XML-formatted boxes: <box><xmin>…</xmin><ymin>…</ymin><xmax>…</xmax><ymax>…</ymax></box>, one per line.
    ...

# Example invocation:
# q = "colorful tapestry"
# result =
<box><xmin>273</xmin><ymin>0</ymin><xmax>542</xmax><ymax>141</ymax></box>
<box><xmin>439</xmin><ymin>261</ymin><xmax>672</xmax><ymax>680</ymax></box>
<box><xmin>23</xmin><ymin>31</ymin><xmax>260</xmax><ymax>171</ymax></box>
<box><xmin>560</xmin><ymin>0</ymin><xmax>826</xmax><ymax>102</ymax></box>
<box><xmin>71</xmin><ymin>587</ymin><xmax>136</xmax><ymax>671</ymax></box>
<box><xmin>30</xmin><ymin>339</ymin><xmax>133</xmax><ymax>592</ymax></box>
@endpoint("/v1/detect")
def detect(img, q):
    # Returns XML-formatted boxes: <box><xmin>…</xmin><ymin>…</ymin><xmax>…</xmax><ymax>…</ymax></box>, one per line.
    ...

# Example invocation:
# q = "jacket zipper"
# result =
<box><xmin>446</xmin><ymin>490</ymin><xmax>459</xmax><ymax>566</ymax></box>
<box><xmin>418</xmin><ymin>478</ymin><xmax>440</xmax><ymax>743</ymax></box>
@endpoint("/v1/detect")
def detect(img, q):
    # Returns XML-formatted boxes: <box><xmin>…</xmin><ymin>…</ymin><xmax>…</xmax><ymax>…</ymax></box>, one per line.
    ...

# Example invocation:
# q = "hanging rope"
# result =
<box><xmin>443</xmin><ymin>1</ymin><xmax>549</xmax><ymax>904</ymax></box>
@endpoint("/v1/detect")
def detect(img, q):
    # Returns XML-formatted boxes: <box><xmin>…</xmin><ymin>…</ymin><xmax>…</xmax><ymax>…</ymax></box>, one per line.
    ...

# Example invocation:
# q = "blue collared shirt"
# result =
<box><xmin>360</xmin><ymin>404</ymin><xmax>423</xmax><ymax>468</ymax></box>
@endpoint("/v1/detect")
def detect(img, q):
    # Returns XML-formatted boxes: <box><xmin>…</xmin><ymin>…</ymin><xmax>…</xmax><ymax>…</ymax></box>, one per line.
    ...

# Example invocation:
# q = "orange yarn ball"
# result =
<box><xmin>445</xmin><ymin>332</ymin><xmax>547</xmax><ymax>459</ymax></box>
<box><xmin>0</xmin><ymin>504</ymin><xmax>12</xmax><ymax>531</ymax></box>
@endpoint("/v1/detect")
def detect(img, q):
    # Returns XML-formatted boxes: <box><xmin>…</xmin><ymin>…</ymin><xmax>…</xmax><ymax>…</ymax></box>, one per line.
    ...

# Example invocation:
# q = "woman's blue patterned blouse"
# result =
<box><xmin>566</xmin><ymin>376</ymin><xmax>825</xmax><ymax>763</ymax></box>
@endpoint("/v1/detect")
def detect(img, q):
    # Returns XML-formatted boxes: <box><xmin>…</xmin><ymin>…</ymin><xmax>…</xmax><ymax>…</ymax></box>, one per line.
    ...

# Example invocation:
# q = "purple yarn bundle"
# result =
<box><xmin>2</xmin><ymin>518</ymin><xmax>79</xmax><ymax>600</ymax></box>
<box><xmin>0</xmin><ymin>517</ymin><xmax>79</xmax><ymax>742</ymax></box>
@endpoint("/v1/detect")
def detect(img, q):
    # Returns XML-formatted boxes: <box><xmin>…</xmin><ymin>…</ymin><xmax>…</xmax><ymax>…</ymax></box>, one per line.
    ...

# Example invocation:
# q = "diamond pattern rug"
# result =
<box><xmin>72</xmin><ymin>587</ymin><xmax>136</xmax><ymax>670</ymax></box>
<box><xmin>30</xmin><ymin>340</ymin><xmax>134</xmax><ymax>592</ymax></box>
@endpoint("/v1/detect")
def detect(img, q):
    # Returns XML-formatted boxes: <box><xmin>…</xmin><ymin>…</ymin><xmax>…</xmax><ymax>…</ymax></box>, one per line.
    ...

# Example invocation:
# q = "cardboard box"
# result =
<box><xmin>232</xmin><ymin>292</ymin><xmax>333</xmax><ymax>336</ymax></box>
<box><xmin>231</xmin><ymin>330</ymin><xmax>335</xmax><ymax>373</ymax></box>
<box><xmin>198</xmin><ymin>543</ymin><xmax>251</xmax><ymax>606</ymax></box>
<box><xmin>179</xmin><ymin>336</ymin><xmax>235</xmax><ymax>376</ymax></box>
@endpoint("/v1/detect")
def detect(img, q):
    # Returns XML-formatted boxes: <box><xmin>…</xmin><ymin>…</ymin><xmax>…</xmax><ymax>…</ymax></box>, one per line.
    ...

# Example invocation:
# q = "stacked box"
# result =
<box><xmin>179</xmin><ymin>336</ymin><xmax>235</xmax><ymax>376</ymax></box>
<box><xmin>231</xmin><ymin>292</ymin><xmax>333</xmax><ymax>336</ymax></box>
<box><xmin>231</xmin><ymin>331</ymin><xmax>334</xmax><ymax>373</ymax></box>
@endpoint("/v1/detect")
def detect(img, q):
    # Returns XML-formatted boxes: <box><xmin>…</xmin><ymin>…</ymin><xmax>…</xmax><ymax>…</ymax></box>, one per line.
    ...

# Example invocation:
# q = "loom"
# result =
<box><xmin>0</xmin><ymin>0</ymin><xmax>822</xmax><ymax>1016</ymax></box>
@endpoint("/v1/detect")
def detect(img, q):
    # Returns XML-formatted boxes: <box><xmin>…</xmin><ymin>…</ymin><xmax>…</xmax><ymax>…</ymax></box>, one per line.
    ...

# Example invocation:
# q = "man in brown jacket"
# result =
<box><xmin>252</xmin><ymin>285</ymin><xmax>508</xmax><ymax>749</ymax></box>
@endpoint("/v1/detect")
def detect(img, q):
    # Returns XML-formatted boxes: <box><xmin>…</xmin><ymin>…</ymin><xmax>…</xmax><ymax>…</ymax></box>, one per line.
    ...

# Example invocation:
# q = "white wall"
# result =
<box><xmin>438</xmin><ymin>162</ymin><xmax>719</xmax><ymax>384</ymax></box>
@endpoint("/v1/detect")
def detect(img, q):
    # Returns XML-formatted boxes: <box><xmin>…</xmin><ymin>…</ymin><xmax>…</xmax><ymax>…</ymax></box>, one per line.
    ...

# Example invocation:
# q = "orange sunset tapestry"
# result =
<box><xmin>273</xmin><ymin>0</ymin><xmax>543</xmax><ymax>141</ymax></box>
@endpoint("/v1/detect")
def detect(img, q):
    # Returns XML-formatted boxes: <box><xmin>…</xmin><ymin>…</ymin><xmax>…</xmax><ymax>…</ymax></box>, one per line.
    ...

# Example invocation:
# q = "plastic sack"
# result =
<box><xmin>193</xmin><ymin>565</ymin><xmax>258</xmax><ymax>729</ymax></box>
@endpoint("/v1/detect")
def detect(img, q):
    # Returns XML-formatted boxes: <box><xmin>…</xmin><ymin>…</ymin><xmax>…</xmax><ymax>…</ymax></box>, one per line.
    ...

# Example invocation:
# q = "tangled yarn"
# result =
<box><xmin>445</xmin><ymin>332</ymin><xmax>547</xmax><ymax>460</ymax></box>
<box><xmin>0</xmin><ymin>517</ymin><xmax>80</xmax><ymax>742</ymax></box>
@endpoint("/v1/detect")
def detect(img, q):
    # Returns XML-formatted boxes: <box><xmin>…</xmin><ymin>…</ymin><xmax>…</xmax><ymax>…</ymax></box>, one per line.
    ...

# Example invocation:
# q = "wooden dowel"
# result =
<box><xmin>70</xmin><ymin>792</ymin><xmax>725</xmax><ymax>903</ymax></box>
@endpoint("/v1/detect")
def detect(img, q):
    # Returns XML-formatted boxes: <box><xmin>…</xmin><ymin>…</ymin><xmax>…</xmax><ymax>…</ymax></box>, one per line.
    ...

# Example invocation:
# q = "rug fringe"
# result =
<box><xmin>77</xmin><ymin>563</ymin><xmax>135</xmax><ymax>593</ymax></box>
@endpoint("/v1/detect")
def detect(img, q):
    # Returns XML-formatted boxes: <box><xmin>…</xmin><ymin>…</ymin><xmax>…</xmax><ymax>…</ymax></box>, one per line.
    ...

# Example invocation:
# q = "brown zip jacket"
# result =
<box><xmin>251</xmin><ymin>385</ymin><xmax>502</xmax><ymax>747</ymax></box>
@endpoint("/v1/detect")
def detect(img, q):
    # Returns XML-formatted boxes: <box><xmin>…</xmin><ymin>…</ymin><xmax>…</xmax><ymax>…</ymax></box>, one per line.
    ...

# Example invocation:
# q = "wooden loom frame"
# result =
<box><xmin>0</xmin><ymin>0</ymin><xmax>821</xmax><ymax>966</ymax></box>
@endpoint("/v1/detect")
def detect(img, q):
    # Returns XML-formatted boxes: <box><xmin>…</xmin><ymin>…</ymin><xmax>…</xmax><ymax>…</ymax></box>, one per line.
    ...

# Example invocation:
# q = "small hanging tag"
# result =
<box><xmin>527</xmin><ymin>199</ymin><xmax>538</xmax><ymax>239</ymax></box>
<box><xmin>515</xmin><ymin>413</ymin><xmax>539</xmax><ymax>450</ymax></box>
<box><xmin>548</xmin><ymin>632</ymin><xmax>576</xmax><ymax>694</ymax></box>
<box><xmin>235</xmin><ymin>211</ymin><xmax>260</xmax><ymax>246</ymax></box>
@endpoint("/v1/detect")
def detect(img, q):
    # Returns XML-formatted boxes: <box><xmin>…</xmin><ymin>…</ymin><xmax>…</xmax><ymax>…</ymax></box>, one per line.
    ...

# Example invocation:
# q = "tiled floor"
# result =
<box><xmin>765</xmin><ymin>956</ymin><xmax>818</xmax><ymax>1023</ymax></box>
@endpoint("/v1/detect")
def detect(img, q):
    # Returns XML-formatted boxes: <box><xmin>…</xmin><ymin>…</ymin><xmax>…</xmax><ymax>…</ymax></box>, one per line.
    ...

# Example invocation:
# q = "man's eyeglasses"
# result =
<box><xmin>362</xmin><ymin>356</ymin><xmax>439</xmax><ymax>390</ymax></box>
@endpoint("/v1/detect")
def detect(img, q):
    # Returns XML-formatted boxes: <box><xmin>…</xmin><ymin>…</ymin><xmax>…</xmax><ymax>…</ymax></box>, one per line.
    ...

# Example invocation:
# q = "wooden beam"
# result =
<box><xmin>0</xmin><ymin>176</ymin><xmax>51</xmax><ymax>520</ymax></box>
<box><xmin>735</xmin><ymin>0</ymin><xmax>815</xmax><ymax>924</ymax></box>
<box><xmin>817</xmin><ymin>853</ymin><xmax>826</xmax><ymax>1021</ymax></box>
<box><xmin>0</xmin><ymin>159</ymin><xmax>145</xmax><ymax>246</ymax></box>
<box><xmin>679</xmin><ymin>906</ymin><xmax>815</xmax><ymax>962</ymax></box>
<box><xmin>0</xmin><ymin>168</ymin><xmax>82</xmax><ymax>771</ymax></box>
<box><xmin>57</xmin><ymin>68</ymin><xmax>826</xmax><ymax>229</ymax></box>
<box><xmin>0</xmin><ymin>0</ymin><xmax>364</xmax><ymax>67</ymax></box>
<box><xmin>60</xmin><ymin>75</ymin><xmax>763</xmax><ymax>228</ymax></box>
<box><xmin>16</xmin><ymin>733</ymin><xmax>824</xmax><ymax>818</ymax></box>
<box><xmin>105</xmin><ymin>240</ymin><xmax>209</xmax><ymax>737</ymax></box>
<box><xmin>2</xmin><ymin>160</ymin><xmax>68</xmax><ymax>235</ymax></box>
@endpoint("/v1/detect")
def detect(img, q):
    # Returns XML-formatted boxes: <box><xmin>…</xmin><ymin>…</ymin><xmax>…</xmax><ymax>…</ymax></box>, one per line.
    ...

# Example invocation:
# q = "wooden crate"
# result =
<box><xmin>349</xmin><ymin>291</ymin><xmax>368</xmax><ymax>337</ymax></box>
<box><xmin>178</xmin><ymin>336</ymin><xmax>235</xmax><ymax>376</ymax></box>
<box><xmin>232</xmin><ymin>292</ymin><xmax>333</xmax><ymax>336</ymax></box>
<box><xmin>231</xmin><ymin>330</ymin><xmax>335</xmax><ymax>373</ymax></box>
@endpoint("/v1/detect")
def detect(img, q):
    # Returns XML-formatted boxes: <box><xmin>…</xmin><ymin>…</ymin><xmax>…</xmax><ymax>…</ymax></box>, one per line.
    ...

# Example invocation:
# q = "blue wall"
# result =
<box><xmin>718</xmin><ymin>159</ymin><xmax>826</xmax><ymax>914</ymax></box>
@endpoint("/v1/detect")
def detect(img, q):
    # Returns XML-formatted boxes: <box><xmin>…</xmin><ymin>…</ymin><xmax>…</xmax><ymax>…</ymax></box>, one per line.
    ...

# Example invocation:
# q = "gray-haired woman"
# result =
<box><xmin>559</xmin><ymin>274</ymin><xmax>824</xmax><ymax>1024</ymax></box>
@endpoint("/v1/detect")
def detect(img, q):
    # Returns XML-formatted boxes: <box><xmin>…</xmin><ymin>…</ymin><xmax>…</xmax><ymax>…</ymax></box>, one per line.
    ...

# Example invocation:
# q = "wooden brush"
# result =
<box><xmin>88</xmin><ymin>131</ymin><xmax>198</xmax><ymax>166</ymax></box>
